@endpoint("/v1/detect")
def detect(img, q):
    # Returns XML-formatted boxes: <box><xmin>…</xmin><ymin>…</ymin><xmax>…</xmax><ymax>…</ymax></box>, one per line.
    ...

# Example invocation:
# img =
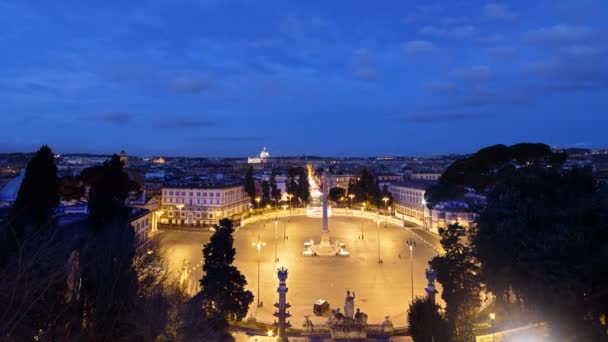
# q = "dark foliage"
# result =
<box><xmin>430</xmin><ymin>223</ymin><xmax>481</xmax><ymax>342</ymax></box>
<box><xmin>198</xmin><ymin>219</ymin><xmax>253</xmax><ymax>329</ymax></box>
<box><xmin>349</xmin><ymin>168</ymin><xmax>384</xmax><ymax>207</ymax></box>
<box><xmin>329</xmin><ymin>187</ymin><xmax>346</xmax><ymax>203</ymax></box>
<box><xmin>408</xmin><ymin>297</ymin><xmax>451</xmax><ymax>342</ymax></box>
<box><xmin>244</xmin><ymin>166</ymin><xmax>256</xmax><ymax>204</ymax></box>
<box><xmin>474</xmin><ymin>166</ymin><xmax>608</xmax><ymax>340</ymax></box>
<box><xmin>5</xmin><ymin>145</ymin><xmax>59</xmax><ymax>245</ymax></box>
<box><xmin>425</xmin><ymin>143</ymin><xmax>566</xmax><ymax>208</ymax></box>
<box><xmin>86</xmin><ymin>155</ymin><xmax>136</xmax><ymax>226</ymax></box>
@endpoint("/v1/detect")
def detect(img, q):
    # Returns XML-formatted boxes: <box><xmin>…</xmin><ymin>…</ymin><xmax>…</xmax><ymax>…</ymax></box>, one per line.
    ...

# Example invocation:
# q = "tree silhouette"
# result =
<box><xmin>244</xmin><ymin>166</ymin><xmax>256</xmax><ymax>205</ymax></box>
<box><xmin>408</xmin><ymin>297</ymin><xmax>451</xmax><ymax>342</ymax></box>
<box><xmin>198</xmin><ymin>219</ymin><xmax>253</xmax><ymax>331</ymax></box>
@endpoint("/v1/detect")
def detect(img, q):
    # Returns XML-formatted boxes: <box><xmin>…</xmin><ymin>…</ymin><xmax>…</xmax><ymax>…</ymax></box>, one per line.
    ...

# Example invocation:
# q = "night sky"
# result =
<box><xmin>1</xmin><ymin>0</ymin><xmax>607</xmax><ymax>157</ymax></box>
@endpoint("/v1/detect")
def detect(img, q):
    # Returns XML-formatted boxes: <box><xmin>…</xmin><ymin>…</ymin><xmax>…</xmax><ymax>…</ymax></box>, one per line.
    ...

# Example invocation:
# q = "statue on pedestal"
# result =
<box><xmin>344</xmin><ymin>290</ymin><xmax>355</xmax><ymax>319</ymax></box>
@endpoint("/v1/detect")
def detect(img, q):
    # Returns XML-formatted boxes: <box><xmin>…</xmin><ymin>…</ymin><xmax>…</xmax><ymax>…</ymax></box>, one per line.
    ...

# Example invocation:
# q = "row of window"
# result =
<box><xmin>165</xmin><ymin>197</ymin><xmax>221</xmax><ymax>205</ymax></box>
<box><xmin>164</xmin><ymin>190</ymin><xmax>222</xmax><ymax>197</ymax></box>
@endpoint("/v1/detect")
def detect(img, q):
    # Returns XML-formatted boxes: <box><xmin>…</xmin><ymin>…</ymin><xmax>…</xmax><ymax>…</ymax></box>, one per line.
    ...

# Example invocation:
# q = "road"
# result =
<box><xmin>158</xmin><ymin>215</ymin><xmax>442</xmax><ymax>327</ymax></box>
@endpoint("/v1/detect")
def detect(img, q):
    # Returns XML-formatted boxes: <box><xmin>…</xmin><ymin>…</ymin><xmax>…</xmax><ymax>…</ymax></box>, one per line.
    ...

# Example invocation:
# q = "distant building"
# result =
<box><xmin>248</xmin><ymin>146</ymin><xmax>270</xmax><ymax>164</ymax></box>
<box><xmin>160</xmin><ymin>182</ymin><xmax>249</xmax><ymax>226</ymax></box>
<box><xmin>410</xmin><ymin>172</ymin><xmax>442</xmax><ymax>181</ymax></box>
<box><xmin>330</xmin><ymin>173</ymin><xmax>358</xmax><ymax>192</ymax></box>
<box><xmin>377</xmin><ymin>173</ymin><xmax>402</xmax><ymax>188</ymax></box>
<box><xmin>129</xmin><ymin>208</ymin><xmax>151</xmax><ymax>247</ymax></box>
<box><xmin>120</xmin><ymin>150</ymin><xmax>129</xmax><ymax>168</ymax></box>
<box><xmin>389</xmin><ymin>180</ymin><xmax>434</xmax><ymax>223</ymax></box>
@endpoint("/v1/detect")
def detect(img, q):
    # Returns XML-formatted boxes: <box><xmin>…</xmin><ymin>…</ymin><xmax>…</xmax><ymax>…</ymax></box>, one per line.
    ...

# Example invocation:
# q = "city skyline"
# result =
<box><xmin>1</xmin><ymin>0</ymin><xmax>607</xmax><ymax>156</ymax></box>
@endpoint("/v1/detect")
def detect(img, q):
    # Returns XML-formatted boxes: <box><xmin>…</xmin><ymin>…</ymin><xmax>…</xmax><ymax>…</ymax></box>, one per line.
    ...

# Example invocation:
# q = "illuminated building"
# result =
<box><xmin>160</xmin><ymin>182</ymin><xmax>249</xmax><ymax>226</ymax></box>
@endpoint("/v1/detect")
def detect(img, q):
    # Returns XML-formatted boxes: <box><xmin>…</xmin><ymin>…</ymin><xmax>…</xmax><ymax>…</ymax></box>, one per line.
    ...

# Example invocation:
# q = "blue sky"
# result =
<box><xmin>1</xmin><ymin>0</ymin><xmax>607</xmax><ymax>157</ymax></box>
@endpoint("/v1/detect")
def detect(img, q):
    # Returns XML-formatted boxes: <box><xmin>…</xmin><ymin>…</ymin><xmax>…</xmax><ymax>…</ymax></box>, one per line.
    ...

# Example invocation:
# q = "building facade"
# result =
<box><xmin>410</xmin><ymin>172</ymin><xmax>442</xmax><ymax>181</ymax></box>
<box><xmin>389</xmin><ymin>180</ymin><xmax>434</xmax><ymax>222</ymax></box>
<box><xmin>160</xmin><ymin>183</ymin><xmax>249</xmax><ymax>226</ymax></box>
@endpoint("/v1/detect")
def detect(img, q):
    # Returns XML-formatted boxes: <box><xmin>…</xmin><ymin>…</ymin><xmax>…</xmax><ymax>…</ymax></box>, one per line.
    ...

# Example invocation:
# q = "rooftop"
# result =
<box><xmin>390</xmin><ymin>179</ymin><xmax>436</xmax><ymax>190</ymax></box>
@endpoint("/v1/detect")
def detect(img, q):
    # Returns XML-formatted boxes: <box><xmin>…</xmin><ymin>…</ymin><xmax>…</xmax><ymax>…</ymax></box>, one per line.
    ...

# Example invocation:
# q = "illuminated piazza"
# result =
<box><xmin>159</xmin><ymin>214</ymin><xmax>441</xmax><ymax>327</ymax></box>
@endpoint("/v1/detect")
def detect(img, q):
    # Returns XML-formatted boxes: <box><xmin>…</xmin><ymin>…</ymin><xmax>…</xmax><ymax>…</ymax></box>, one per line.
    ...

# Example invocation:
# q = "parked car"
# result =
<box><xmin>313</xmin><ymin>299</ymin><xmax>330</xmax><ymax>316</ymax></box>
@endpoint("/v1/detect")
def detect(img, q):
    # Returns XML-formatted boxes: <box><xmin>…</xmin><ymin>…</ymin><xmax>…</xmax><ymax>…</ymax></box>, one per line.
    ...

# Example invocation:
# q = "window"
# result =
<box><xmin>181</xmin><ymin>191</ymin><xmax>186</xmax><ymax>196</ymax></box>
<box><xmin>169</xmin><ymin>191</ymin><xmax>173</xmax><ymax>195</ymax></box>
<box><xmin>197</xmin><ymin>192</ymin><xmax>201</xmax><ymax>196</ymax></box>
<box><xmin>189</xmin><ymin>192</ymin><xmax>193</xmax><ymax>196</ymax></box>
<box><xmin>216</xmin><ymin>192</ymin><xmax>220</xmax><ymax>197</ymax></box>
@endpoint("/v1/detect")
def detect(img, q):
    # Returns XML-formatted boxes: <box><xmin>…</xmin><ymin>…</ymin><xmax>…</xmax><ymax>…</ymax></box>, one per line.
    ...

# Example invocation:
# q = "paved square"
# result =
<box><xmin>159</xmin><ymin>215</ymin><xmax>441</xmax><ymax>327</ymax></box>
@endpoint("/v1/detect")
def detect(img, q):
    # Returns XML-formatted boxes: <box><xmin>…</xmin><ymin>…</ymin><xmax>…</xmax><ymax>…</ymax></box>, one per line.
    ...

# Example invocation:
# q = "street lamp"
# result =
<box><xmin>360</xmin><ymin>220</ymin><xmax>364</xmax><ymax>240</ymax></box>
<box><xmin>376</xmin><ymin>216</ymin><xmax>382</xmax><ymax>263</ymax></box>
<box><xmin>287</xmin><ymin>193</ymin><xmax>294</xmax><ymax>215</ymax></box>
<box><xmin>406</xmin><ymin>238</ymin><xmax>417</xmax><ymax>302</ymax></box>
<box><xmin>382</xmin><ymin>196</ymin><xmax>389</xmax><ymax>215</ymax></box>
<box><xmin>252</xmin><ymin>234</ymin><xmax>266</xmax><ymax>308</ymax></box>
<box><xmin>348</xmin><ymin>193</ymin><xmax>354</xmax><ymax>209</ymax></box>
<box><xmin>274</xmin><ymin>218</ymin><xmax>279</xmax><ymax>262</ymax></box>
<box><xmin>255</xmin><ymin>197</ymin><xmax>261</xmax><ymax>210</ymax></box>
<box><xmin>489</xmin><ymin>313</ymin><xmax>496</xmax><ymax>342</ymax></box>
<box><xmin>176</xmin><ymin>204</ymin><xmax>184</xmax><ymax>227</ymax></box>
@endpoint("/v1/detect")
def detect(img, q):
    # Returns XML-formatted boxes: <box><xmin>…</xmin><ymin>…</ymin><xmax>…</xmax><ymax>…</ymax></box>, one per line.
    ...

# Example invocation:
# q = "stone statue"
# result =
<box><xmin>344</xmin><ymin>290</ymin><xmax>355</xmax><ymax>319</ymax></box>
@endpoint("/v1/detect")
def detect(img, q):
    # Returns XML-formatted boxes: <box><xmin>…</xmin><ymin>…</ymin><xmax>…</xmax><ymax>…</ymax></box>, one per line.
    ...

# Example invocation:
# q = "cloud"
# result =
<box><xmin>155</xmin><ymin>117</ymin><xmax>214</xmax><ymax>128</ymax></box>
<box><xmin>423</xmin><ymin>80</ymin><xmax>458</xmax><ymax>94</ymax></box>
<box><xmin>199</xmin><ymin>136</ymin><xmax>264</xmax><ymax>142</ymax></box>
<box><xmin>482</xmin><ymin>3</ymin><xmax>518</xmax><ymax>21</ymax></box>
<box><xmin>527</xmin><ymin>24</ymin><xmax>596</xmax><ymax>46</ymax></box>
<box><xmin>449</xmin><ymin>65</ymin><xmax>494</xmax><ymax>83</ymax></box>
<box><xmin>419</xmin><ymin>25</ymin><xmax>478</xmax><ymax>39</ymax></box>
<box><xmin>403</xmin><ymin>40</ymin><xmax>438</xmax><ymax>55</ymax></box>
<box><xmin>528</xmin><ymin>46</ymin><xmax>608</xmax><ymax>88</ymax></box>
<box><xmin>93</xmin><ymin>112</ymin><xmax>132</xmax><ymax>124</ymax></box>
<box><xmin>407</xmin><ymin>110</ymin><xmax>491</xmax><ymax>123</ymax></box>
<box><xmin>170</xmin><ymin>76</ymin><xmax>214</xmax><ymax>94</ymax></box>
<box><xmin>114</xmin><ymin>68</ymin><xmax>215</xmax><ymax>95</ymax></box>
<box><xmin>351</xmin><ymin>48</ymin><xmax>377</xmax><ymax>81</ymax></box>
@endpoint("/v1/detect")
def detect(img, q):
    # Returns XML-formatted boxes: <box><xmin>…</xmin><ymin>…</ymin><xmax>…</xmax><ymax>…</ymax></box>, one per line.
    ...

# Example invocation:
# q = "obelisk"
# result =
<box><xmin>311</xmin><ymin>168</ymin><xmax>339</xmax><ymax>255</ymax></box>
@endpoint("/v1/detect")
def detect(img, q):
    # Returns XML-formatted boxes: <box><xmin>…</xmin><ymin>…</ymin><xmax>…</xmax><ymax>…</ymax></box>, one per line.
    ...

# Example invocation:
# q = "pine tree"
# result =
<box><xmin>6</xmin><ymin>145</ymin><xmax>59</xmax><ymax>243</ymax></box>
<box><xmin>244</xmin><ymin>166</ymin><xmax>256</xmax><ymax>205</ymax></box>
<box><xmin>269</xmin><ymin>170</ymin><xmax>281</xmax><ymax>206</ymax></box>
<box><xmin>199</xmin><ymin>219</ymin><xmax>253</xmax><ymax>326</ymax></box>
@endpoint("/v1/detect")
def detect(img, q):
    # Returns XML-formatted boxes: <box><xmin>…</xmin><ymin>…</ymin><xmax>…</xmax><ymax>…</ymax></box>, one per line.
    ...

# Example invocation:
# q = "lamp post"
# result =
<box><xmin>376</xmin><ymin>216</ymin><xmax>382</xmax><ymax>263</ymax></box>
<box><xmin>274</xmin><ymin>218</ymin><xmax>279</xmax><ymax>262</ymax></box>
<box><xmin>382</xmin><ymin>196</ymin><xmax>389</xmax><ymax>216</ymax></box>
<box><xmin>255</xmin><ymin>197</ymin><xmax>261</xmax><ymax>211</ymax></box>
<box><xmin>406</xmin><ymin>238</ymin><xmax>417</xmax><ymax>302</ymax></box>
<box><xmin>348</xmin><ymin>193</ymin><xmax>354</xmax><ymax>210</ymax></box>
<box><xmin>360</xmin><ymin>220</ymin><xmax>364</xmax><ymax>240</ymax></box>
<box><xmin>252</xmin><ymin>234</ymin><xmax>266</xmax><ymax>308</ymax></box>
<box><xmin>287</xmin><ymin>193</ymin><xmax>293</xmax><ymax>215</ymax></box>
<box><xmin>421</xmin><ymin>199</ymin><xmax>427</xmax><ymax>229</ymax></box>
<box><xmin>176</xmin><ymin>204</ymin><xmax>184</xmax><ymax>227</ymax></box>
<box><xmin>489</xmin><ymin>313</ymin><xmax>496</xmax><ymax>342</ymax></box>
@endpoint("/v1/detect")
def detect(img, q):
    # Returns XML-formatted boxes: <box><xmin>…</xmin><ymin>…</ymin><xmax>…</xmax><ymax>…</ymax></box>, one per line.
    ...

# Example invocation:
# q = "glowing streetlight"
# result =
<box><xmin>252</xmin><ymin>234</ymin><xmax>266</xmax><ymax>308</ymax></box>
<box><xmin>287</xmin><ymin>193</ymin><xmax>294</xmax><ymax>215</ymax></box>
<box><xmin>176</xmin><ymin>204</ymin><xmax>184</xmax><ymax>227</ymax></box>
<box><xmin>274</xmin><ymin>218</ymin><xmax>279</xmax><ymax>262</ymax></box>
<box><xmin>490</xmin><ymin>313</ymin><xmax>496</xmax><ymax>342</ymax></box>
<box><xmin>377</xmin><ymin>213</ymin><xmax>382</xmax><ymax>264</ymax></box>
<box><xmin>255</xmin><ymin>197</ymin><xmax>261</xmax><ymax>210</ymax></box>
<box><xmin>406</xmin><ymin>238</ymin><xmax>417</xmax><ymax>302</ymax></box>
<box><xmin>348</xmin><ymin>193</ymin><xmax>355</xmax><ymax>209</ymax></box>
<box><xmin>382</xmin><ymin>196</ymin><xmax>389</xmax><ymax>217</ymax></box>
